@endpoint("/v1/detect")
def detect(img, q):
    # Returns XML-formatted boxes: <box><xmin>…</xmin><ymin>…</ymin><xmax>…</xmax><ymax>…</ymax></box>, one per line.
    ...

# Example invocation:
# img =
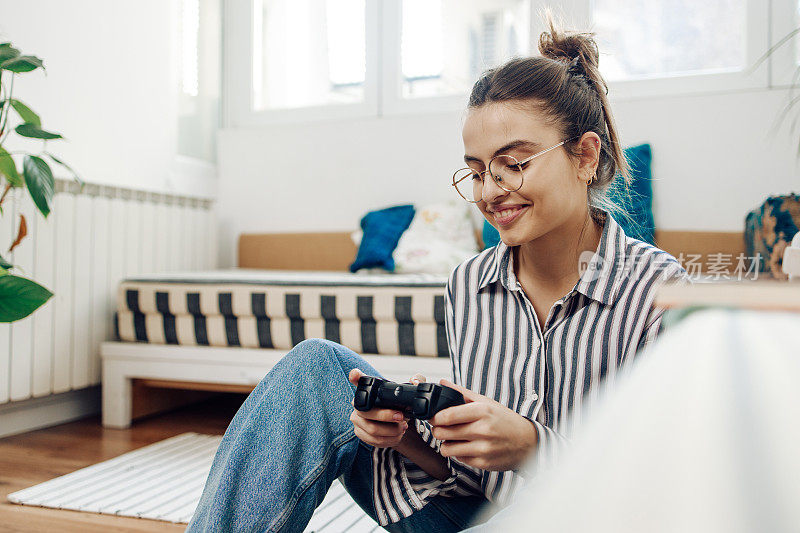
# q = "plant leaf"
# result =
<box><xmin>10</xmin><ymin>99</ymin><xmax>40</xmax><ymax>126</ymax></box>
<box><xmin>8</xmin><ymin>214</ymin><xmax>27</xmax><ymax>253</ymax></box>
<box><xmin>1</xmin><ymin>55</ymin><xmax>44</xmax><ymax>73</ymax></box>
<box><xmin>0</xmin><ymin>253</ymin><xmax>11</xmax><ymax>269</ymax></box>
<box><xmin>23</xmin><ymin>155</ymin><xmax>54</xmax><ymax>217</ymax></box>
<box><xmin>15</xmin><ymin>123</ymin><xmax>62</xmax><ymax>140</ymax></box>
<box><xmin>0</xmin><ymin>44</ymin><xmax>20</xmax><ymax>64</ymax></box>
<box><xmin>0</xmin><ymin>274</ymin><xmax>53</xmax><ymax>322</ymax></box>
<box><xmin>0</xmin><ymin>146</ymin><xmax>22</xmax><ymax>187</ymax></box>
<box><xmin>44</xmin><ymin>152</ymin><xmax>82</xmax><ymax>186</ymax></box>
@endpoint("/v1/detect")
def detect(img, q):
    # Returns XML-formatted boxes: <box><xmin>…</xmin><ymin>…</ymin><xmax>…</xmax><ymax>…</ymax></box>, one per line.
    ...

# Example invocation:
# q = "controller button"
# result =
<box><xmin>355</xmin><ymin>390</ymin><xmax>368</xmax><ymax>407</ymax></box>
<box><xmin>412</xmin><ymin>398</ymin><xmax>429</xmax><ymax>416</ymax></box>
<box><xmin>417</xmin><ymin>383</ymin><xmax>433</xmax><ymax>392</ymax></box>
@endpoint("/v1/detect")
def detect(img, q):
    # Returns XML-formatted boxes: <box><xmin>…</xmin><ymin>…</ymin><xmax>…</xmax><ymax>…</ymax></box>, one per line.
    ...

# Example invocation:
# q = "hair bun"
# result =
<box><xmin>538</xmin><ymin>13</ymin><xmax>600</xmax><ymax>72</ymax></box>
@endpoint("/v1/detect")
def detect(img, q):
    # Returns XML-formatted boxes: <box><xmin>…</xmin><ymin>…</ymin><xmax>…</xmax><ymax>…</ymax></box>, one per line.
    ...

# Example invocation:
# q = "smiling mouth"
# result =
<box><xmin>492</xmin><ymin>205</ymin><xmax>528</xmax><ymax>226</ymax></box>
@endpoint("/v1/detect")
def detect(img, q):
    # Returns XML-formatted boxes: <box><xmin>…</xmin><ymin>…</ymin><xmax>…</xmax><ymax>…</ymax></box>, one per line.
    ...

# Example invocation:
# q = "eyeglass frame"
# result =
<box><xmin>451</xmin><ymin>137</ymin><xmax>577</xmax><ymax>203</ymax></box>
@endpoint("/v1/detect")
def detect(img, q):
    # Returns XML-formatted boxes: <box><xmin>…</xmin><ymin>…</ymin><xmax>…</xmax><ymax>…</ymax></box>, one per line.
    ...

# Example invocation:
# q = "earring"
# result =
<box><xmin>587</xmin><ymin>174</ymin><xmax>596</xmax><ymax>186</ymax></box>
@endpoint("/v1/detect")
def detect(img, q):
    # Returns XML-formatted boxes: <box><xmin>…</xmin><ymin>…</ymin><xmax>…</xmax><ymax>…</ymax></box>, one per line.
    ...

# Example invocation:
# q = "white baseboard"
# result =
<box><xmin>0</xmin><ymin>386</ymin><xmax>101</xmax><ymax>439</ymax></box>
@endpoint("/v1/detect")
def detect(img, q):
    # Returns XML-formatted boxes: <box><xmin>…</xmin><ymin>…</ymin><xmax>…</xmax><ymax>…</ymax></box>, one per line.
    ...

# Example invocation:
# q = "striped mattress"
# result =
<box><xmin>115</xmin><ymin>269</ymin><xmax>450</xmax><ymax>357</ymax></box>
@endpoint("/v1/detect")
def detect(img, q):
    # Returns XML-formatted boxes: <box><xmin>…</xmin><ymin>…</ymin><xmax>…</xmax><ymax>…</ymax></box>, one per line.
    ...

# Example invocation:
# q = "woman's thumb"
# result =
<box><xmin>348</xmin><ymin>368</ymin><xmax>364</xmax><ymax>386</ymax></box>
<box><xmin>439</xmin><ymin>378</ymin><xmax>481</xmax><ymax>403</ymax></box>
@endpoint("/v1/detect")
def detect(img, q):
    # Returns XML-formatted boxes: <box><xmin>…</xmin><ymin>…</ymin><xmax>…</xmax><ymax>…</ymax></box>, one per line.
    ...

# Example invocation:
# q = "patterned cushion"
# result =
<box><xmin>744</xmin><ymin>193</ymin><xmax>800</xmax><ymax>279</ymax></box>
<box><xmin>115</xmin><ymin>270</ymin><xmax>450</xmax><ymax>357</ymax></box>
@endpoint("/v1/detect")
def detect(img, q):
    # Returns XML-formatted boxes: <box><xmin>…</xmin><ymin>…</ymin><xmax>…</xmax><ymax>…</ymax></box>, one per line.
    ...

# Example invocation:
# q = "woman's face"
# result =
<box><xmin>461</xmin><ymin>101</ymin><xmax>596</xmax><ymax>247</ymax></box>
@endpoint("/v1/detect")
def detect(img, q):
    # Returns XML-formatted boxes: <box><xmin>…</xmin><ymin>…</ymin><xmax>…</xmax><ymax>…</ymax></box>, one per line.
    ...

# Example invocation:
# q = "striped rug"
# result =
<box><xmin>7</xmin><ymin>432</ymin><xmax>380</xmax><ymax>531</ymax></box>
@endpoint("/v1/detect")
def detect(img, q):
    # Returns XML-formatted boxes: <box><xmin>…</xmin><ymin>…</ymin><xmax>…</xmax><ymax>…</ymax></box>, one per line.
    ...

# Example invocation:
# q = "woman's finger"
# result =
<box><xmin>348</xmin><ymin>368</ymin><xmax>364</xmax><ymax>386</ymax></box>
<box><xmin>355</xmin><ymin>428</ymin><xmax>405</xmax><ymax>448</ymax></box>
<box><xmin>439</xmin><ymin>378</ymin><xmax>485</xmax><ymax>403</ymax></box>
<box><xmin>429</xmin><ymin>402</ymin><xmax>486</xmax><ymax>427</ymax></box>
<box><xmin>439</xmin><ymin>440</ymin><xmax>483</xmax><ymax>458</ymax></box>
<box><xmin>351</xmin><ymin>413</ymin><xmax>407</xmax><ymax>438</ymax></box>
<box><xmin>354</xmin><ymin>406</ymin><xmax>405</xmax><ymax>423</ymax></box>
<box><xmin>410</xmin><ymin>373</ymin><xmax>427</xmax><ymax>385</ymax></box>
<box><xmin>351</xmin><ymin>415</ymin><xmax>408</xmax><ymax>447</ymax></box>
<box><xmin>431</xmin><ymin>421</ymin><xmax>480</xmax><ymax>441</ymax></box>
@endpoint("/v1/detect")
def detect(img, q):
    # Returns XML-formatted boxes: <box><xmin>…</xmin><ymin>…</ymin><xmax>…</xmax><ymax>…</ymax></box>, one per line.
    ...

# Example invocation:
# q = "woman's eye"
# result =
<box><xmin>470</xmin><ymin>172</ymin><xmax>483</xmax><ymax>181</ymax></box>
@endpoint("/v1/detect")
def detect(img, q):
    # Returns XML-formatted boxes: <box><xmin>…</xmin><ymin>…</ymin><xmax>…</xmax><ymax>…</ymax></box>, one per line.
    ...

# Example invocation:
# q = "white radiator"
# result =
<box><xmin>0</xmin><ymin>180</ymin><xmax>217</xmax><ymax>404</ymax></box>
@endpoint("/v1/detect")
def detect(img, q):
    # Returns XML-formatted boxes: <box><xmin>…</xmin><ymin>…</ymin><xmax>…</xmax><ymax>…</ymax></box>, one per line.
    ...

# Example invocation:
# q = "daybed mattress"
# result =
<box><xmin>115</xmin><ymin>269</ymin><xmax>450</xmax><ymax>357</ymax></box>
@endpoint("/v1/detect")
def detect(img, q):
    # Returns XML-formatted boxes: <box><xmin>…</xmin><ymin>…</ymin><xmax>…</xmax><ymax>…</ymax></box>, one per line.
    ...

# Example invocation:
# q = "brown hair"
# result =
<box><xmin>468</xmin><ymin>12</ymin><xmax>631</xmax><ymax>224</ymax></box>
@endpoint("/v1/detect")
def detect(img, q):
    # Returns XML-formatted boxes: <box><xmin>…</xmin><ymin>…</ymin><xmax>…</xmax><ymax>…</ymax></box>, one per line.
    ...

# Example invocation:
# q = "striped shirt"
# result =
<box><xmin>371</xmin><ymin>209</ymin><xmax>689</xmax><ymax>526</ymax></box>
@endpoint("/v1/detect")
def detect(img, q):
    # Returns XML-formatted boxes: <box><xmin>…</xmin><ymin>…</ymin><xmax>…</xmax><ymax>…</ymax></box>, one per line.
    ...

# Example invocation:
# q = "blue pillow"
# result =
<box><xmin>482</xmin><ymin>219</ymin><xmax>501</xmax><ymax>250</ymax></box>
<box><xmin>350</xmin><ymin>205</ymin><xmax>416</xmax><ymax>272</ymax></box>
<box><xmin>480</xmin><ymin>143</ymin><xmax>656</xmax><ymax>249</ymax></box>
<box><xmin>611</xmin><ymin>144</ymin><xmax>655</xmax><ymax>244</ymax></box>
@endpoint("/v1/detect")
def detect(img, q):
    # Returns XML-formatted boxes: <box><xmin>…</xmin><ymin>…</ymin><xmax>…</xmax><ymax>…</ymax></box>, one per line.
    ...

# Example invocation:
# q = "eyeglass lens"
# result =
<box><xmin>453</xmin><ymin>155</ymin><xmax>523</xmax><ymax>202</ymax></box>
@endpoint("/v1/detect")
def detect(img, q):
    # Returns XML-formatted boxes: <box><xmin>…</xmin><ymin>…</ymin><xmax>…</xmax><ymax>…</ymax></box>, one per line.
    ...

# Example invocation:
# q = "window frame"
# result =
<box><xmin>223</xmin><ymin>0</ymin><xmax>777</xmax><ymax>126</ymax></box>
<box><xmin>769</xmin><ymin>0</ymin><xmax>800</xmax><ymax>88</ymax></box>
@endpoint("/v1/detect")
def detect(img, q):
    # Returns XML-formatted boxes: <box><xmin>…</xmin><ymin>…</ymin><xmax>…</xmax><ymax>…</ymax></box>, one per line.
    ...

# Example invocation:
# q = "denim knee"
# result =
<box><xmin>289</xmin><ymin>338</ymin><xmax>342</xmax><ymax>369</ymax></box>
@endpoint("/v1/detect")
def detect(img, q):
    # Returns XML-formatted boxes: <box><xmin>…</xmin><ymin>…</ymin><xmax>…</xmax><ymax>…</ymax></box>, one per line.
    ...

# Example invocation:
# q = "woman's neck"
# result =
<box><xmin>514</xmin><ymin>209</ymin><xmax>604</xmax><ymax>291</ymax></box>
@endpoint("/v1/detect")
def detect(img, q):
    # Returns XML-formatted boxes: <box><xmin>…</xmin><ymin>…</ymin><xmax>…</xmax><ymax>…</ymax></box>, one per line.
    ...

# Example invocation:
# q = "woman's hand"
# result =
<box><xmin>430</xmin><ymin>379</ymin><xmax>538</xmax><ymax>472</ymax></box>
<box><xmin>348</xmin><ymin>369</ymin><xmax>408</xmax><ymax>448</ymax></box>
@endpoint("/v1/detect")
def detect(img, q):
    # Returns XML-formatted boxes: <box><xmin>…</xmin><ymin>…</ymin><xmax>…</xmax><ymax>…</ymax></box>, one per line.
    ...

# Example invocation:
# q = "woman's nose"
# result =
<box><xmin>481</xmin><ymin>173</ymin><xmax>508</xmax><ymax>203</ymax></box>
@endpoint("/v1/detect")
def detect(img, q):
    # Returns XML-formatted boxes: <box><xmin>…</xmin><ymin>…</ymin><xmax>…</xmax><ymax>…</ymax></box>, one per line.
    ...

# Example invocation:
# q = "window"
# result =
<box><xmin>225</xmin><ymin>0</ymin><xmax>533</xmax><ymax>124</ymax></box>
<box><xmin>224</xmin><ymin>0</ymin><xmax>776</xmax><ymax>125</ymax></box>
<box><xmin>252</xmin><ymin>0</ymin><xmax>366</xmax><ymax>110</ymax></box>
<box><xmin>400</xmin><ymin>0</ymin><xmax>530</xmax><ymax>99</ymax></box>
<box><xmin>592</xmin><ymin>0</ymin><xmax>746</xmax><ymax>81</ymax></box>
<box><xmin>584</xmin><ymin>0</ymin><xmax>768</xmax><ymax>98</ymax></box>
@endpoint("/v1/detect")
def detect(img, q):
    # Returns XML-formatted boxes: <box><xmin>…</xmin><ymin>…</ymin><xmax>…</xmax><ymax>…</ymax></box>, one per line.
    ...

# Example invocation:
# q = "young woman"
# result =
<box><xmin>188</xmin><ymin>18</ymin><xmax>687</xmax><ymax>533</ymax></box>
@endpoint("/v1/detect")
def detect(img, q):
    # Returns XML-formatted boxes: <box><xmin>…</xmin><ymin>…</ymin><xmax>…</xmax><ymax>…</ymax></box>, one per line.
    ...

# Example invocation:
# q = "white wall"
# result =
<box><xmin>0</xmin><ymin>0</ymin><xmax>216</xmax><ymax>198</ymax></box>
<box><xmin>216</xmin><ymin>87</ymin><xmax>800</xmax><ymax>267</ymax></box>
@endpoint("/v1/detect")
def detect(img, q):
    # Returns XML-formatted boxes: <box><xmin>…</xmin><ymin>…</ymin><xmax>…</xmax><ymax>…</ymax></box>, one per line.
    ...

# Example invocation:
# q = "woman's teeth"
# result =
<box><xmin>493</xmin><ymin>206</ymin><xmax>526</xmax><ymax>225</ymax></box>
<box><xmin>496</xmin><ymin>208</ymin><xmax>519</xmax><ymax>217</ymax></box>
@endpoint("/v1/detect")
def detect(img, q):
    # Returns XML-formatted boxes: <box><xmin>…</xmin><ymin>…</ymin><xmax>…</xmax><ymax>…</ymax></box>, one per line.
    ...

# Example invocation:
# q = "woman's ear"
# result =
<box><xmin>576</xmin><ymin>132</ymin><xmax>601</xmax><ymax>182</ymax></box>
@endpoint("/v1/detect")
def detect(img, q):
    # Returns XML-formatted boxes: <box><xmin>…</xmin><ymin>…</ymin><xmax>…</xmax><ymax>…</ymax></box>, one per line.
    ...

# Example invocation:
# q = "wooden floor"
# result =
<box><xmin>0</xmin><ymin>394</ymin><xmax>246</xmax><ymax>533</ymax></box>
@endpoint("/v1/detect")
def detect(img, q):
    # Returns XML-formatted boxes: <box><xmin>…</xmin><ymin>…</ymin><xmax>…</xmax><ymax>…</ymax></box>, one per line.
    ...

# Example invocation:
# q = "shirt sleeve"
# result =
<box><xmin>396</xmin><ymin>420</ymin><xmax>459</xmax><ymax>501</ymax></box>
<box><xmin>636</xmin><ymin>261</ymin><xmax>692</xmax><ymax>354</ymax></box>
<box><xmin>391</xmin><ymin>270</ymin><xmax>485</xmax><ymax>506</ymax></box>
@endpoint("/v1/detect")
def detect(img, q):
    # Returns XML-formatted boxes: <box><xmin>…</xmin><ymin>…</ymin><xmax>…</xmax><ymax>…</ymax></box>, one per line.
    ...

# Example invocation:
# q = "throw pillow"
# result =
<box><xmin>349</xmin><ymin>204</ymin><xmax>416</xmax><ymax>272</ymax></box>
<box><xmin>394</xmin><ymin>201</ymin><xmax>479</xmax><ymax>275</ymax></box>
<box><xmin>482</xmin><ymin>219</ymin><xmax>501</xmax><ymax>250</ymax></box>
<box><xmin>610</xmin><ymin>143</ymin><xmax>655</xmax><ymax>244</ymax></box>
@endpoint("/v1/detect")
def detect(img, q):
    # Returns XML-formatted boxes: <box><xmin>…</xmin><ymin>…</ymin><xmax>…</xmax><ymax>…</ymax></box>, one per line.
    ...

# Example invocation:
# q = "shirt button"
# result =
<box><xmin>531</xmin><ymin>392</ymin><xmax>538</xmax><ymax>401</ymax></box>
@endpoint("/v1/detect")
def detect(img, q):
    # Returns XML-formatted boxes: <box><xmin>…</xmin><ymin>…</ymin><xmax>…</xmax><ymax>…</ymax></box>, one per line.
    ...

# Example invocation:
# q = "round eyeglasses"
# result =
<box><xmin>451</xmin><ymin>139</ymin><xmax>572</xmax><ymax>203</ymax></box>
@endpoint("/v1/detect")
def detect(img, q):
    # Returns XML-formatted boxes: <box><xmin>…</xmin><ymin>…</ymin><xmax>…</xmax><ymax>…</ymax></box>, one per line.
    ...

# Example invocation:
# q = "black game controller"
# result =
<box><xmin>354</xmin><ymin>376</ymin><xmax>465</xmax><ymax>420</ymax></box>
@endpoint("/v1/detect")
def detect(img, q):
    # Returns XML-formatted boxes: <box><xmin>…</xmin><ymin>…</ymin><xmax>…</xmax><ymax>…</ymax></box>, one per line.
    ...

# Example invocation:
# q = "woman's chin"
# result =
<box><xmin>497</xmin><ymin>225</ymin><xmax>541</xmax><ymax>247</ymax></box>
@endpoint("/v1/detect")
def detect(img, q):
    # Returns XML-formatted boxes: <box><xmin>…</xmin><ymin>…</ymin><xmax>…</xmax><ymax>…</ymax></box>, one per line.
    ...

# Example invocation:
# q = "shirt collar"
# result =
<box><xmin>477</xmin><ymin>209</ymin><xmax>629</xmax><ymax>306</ymax></box>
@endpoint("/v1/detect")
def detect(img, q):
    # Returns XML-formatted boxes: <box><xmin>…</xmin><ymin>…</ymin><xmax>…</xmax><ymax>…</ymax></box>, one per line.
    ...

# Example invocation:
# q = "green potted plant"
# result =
<box><xmin>0</xmin><ymin>41</ymin><xmax>81</xmax><ymax>322</ymax></box>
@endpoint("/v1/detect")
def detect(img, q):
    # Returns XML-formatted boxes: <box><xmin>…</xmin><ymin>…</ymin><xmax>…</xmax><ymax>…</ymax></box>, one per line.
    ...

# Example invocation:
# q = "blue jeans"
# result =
<box><xmin>187</xmin><ymin>339</ymin><xmax>496</xmax><ymax>532</ymax></box>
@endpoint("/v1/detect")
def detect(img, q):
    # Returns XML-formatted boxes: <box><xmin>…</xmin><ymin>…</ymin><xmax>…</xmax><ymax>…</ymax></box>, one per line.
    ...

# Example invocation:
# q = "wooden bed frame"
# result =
<box><xmin>101</xmin><ymin>228</ymin><xmax>744</xmax><ymax>428</ymax></box>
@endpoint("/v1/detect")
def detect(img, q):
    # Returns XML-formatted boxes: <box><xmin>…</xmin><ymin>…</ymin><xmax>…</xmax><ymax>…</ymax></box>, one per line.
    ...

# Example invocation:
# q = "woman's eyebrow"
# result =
<box><xmin>463</xmin><ymin>140</ymin><xmax>543</xmax><ymax>164</ymax></box>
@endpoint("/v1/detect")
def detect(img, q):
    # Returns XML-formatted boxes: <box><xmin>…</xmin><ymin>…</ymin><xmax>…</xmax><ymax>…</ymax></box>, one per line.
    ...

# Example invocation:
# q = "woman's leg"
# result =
<box><xmin>187</xmin><ymin>338</ymin><xmax>382</xmax><ymax>533</ymax></box>
<box><xmin>385</xmin><ymin>494</ymin><xmax>499</xmax><ymax>533</ymax></box>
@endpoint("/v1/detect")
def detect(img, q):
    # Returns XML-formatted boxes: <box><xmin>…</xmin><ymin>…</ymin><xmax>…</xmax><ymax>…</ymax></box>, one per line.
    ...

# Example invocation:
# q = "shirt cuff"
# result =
<box><xmin>515</xmin><ymin>418</ymin><xmax>570</xmax><ymax>477</ymax></box>
<box><xmin>396</xmin><ymin>419</ymin><xmax>460</xmax><ymax>508</ymax></box>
